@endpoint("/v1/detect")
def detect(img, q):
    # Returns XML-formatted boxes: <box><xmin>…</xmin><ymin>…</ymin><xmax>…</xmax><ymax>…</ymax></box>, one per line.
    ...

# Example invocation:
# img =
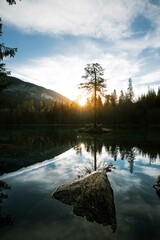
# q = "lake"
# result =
<box><xmin>0</xmin><ymin>126</ymin><xmax>160</xmax><ymax>240</ymax></box>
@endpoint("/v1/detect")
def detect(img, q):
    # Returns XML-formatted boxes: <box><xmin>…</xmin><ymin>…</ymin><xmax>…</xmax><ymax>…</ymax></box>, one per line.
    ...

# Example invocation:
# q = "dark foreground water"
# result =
<box><xmin>0</xmin><ymin>126</ymin><xmax>160</xmax><ymax>240</ymax></box>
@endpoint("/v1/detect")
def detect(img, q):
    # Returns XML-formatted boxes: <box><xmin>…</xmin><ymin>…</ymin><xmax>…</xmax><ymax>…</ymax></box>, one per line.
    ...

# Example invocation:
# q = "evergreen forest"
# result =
<box><xmin>0</xmin><ymin>80</ymin><xmax>160</xmax><ymax>126</ymax></box>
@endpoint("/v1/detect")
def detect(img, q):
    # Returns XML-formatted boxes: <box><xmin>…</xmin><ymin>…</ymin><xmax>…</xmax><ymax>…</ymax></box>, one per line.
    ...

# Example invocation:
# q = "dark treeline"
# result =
<box><xmin>101</xmin><ymin>86</ymin><xmax>160</xmax><ymax>125</ymax></box>
<box><xmin>0</xmin><ymin>81</ymin><xmax>160</xmax><ymax>126</ymax></box>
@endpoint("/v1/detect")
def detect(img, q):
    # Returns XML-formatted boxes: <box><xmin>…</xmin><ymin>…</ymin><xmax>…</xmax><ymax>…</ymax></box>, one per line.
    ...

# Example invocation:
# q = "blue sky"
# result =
<box><xmin>1</xmin><ymin>0</ymin><xmax>160</xmax><ymax>101</ymax></box>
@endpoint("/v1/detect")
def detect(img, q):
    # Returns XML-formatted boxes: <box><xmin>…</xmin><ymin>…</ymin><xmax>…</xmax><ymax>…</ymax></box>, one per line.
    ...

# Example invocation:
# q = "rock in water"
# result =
<box><xmin>52</xmin><ymin>172</ymin><xmax>116</xmax><ymax>232</ymax></box>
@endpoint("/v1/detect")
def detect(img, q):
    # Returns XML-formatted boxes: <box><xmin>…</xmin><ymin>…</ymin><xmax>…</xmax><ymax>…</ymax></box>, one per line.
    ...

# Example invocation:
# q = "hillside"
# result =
<box><xmin>0</xmin><ymin>76</ymin><xmax>71</xmax><ymax>110</ymax></box>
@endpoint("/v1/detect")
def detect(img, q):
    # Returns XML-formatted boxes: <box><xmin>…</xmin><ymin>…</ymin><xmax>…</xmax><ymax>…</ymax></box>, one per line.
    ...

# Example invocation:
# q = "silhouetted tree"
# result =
<box><xmin>105</xmin><ymin>94</ymin><xmax>111</xmax><ymax>106</ymax></box>
<box><xmin>0</xmin><ymin>0</ymin><xmax>18</xmax><ymax>89</ymax></box>
<box><xmin>0</xmin><ymin>19</ymin><xmax>17</xmax><ymax>77</ymax></box>
<box><xmin>119</xmin><ymin>90</ymin><xmax>125</xmax><ymax>104</ymax></box>
<box><xmin>110</xmin><ymin>90</ymin><xmax>117</xmax><ymax>106</ymax></box>
<box><xmin>79</xmin><ymin>63</ymin><xmax>106</xmax><ymax>127</ymax></box>
<box><xmin>126</xmin><ymin>78</ymin><xmax>134</xmax><ymax>102</ymax></box>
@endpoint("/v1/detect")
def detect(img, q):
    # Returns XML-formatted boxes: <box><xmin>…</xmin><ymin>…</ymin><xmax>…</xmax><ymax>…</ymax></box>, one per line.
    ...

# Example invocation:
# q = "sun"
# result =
<box><xmin>78</xmin><ymin>96</ymin><xmax>87</xmax><ymax>106</ymax></box>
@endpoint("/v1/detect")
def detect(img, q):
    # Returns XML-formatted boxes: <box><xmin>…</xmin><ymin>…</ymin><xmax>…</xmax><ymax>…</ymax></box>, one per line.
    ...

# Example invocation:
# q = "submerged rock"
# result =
<box><xmin>52</xmin><ymin>172</ymin><xmax>116</xmax><ymax>232</ymax></box>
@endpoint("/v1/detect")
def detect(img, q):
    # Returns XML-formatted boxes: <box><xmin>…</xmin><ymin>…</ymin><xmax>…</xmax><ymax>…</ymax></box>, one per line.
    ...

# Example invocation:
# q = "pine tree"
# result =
<box><xmin>126</xmin><ymin>78</ymin><xmax>134</xmax><ymax>102</ymax></box>
<box><xmin>110</xmin><ymin>90</ymin><xmax>117</xmax><ymax>106</ymax></box>
<box><xmin>79</xmin><ymin>63</ymin><xmax>106</xmax><ymax>127</ymax></box>
<box><xmin>0</xmin><ymin>0</ymin><xmax>19</xmax><ymax>90</ymax></box>
<box><xmin>0</xmin><ymin>19</ymin><xmax>17</xmax><ymax>77</ymax></box>
<box><xmin>1</xmin><ymin>0</ymin><xmax>19</xmax><ymax>76</ymax></box>
<box><xmin>119</xmin><ymin>90</ymin><xmax>125</xmax><ymax>104</ymax></box>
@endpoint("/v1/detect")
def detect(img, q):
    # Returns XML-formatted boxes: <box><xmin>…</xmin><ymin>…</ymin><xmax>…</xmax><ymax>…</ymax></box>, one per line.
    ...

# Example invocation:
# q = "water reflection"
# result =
<box><xmin>0</xmin><ymin>180</ymin><xmax>12</xmax><ymax>228</ymax></box>
<box><xmin>53</xmin><ymin>136</ymin><xmax>117</xmax><ymax>232</ymax></box>
<box><xmin>74</xmin><ymin>136</ymin><xmax>116</xmax><ymax>177</ymax></box>
<box><xmin>153</xmin><ymin>175</ymin><xmax>160</xmax><ymax>198</ymax></box>
<box><xmin>0</xmin><ymin>128</ymin><xmax>160</xmax><ymax>240</ymax></box>
<box><xmin>75</xmin><ymin>134</ymin><xmax>160</xmax><ymax>174</ymax></box>
<box><xmin>1</xmin><ymin>127</ymin><xmax>160</xmax><ymax>176</ymax></box>
<box><xmin>0</xmin><ymin>126</ymin><xmax>77</xmax><ymax>175</ymax></box>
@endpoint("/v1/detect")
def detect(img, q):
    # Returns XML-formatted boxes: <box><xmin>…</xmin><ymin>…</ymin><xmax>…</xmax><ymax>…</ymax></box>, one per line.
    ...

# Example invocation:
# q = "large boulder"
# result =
<box><xmin>52</xmin><ymin>172</ymin><xmax>116</xmax><ymax>232</ymax></box>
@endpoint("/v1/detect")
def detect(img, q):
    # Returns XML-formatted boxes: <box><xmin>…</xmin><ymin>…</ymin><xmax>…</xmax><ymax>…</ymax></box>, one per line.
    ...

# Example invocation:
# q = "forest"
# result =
<box><xmin>0</xmin><ymin>80</ymin><xmax>160</xmax><ymax>126</ymax></box>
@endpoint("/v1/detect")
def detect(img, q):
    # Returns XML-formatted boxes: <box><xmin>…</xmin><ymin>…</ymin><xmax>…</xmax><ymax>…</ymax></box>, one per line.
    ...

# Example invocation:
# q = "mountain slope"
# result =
<box><xmin>0</xmin><ymin>76</ymin><xmax>71</xmax><ymax>109</ymax></box>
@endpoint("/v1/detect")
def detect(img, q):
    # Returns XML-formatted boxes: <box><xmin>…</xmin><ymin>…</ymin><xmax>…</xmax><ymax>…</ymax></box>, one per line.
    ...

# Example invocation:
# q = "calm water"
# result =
<box><xmin>0</xmin><ymin>127</ymin><xmax>160</xmax><ymax>240</ymax></box>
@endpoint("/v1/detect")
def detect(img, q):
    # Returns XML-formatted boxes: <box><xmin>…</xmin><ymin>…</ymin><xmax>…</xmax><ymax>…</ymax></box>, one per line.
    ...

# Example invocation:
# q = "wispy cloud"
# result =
<box><xmin>0</xmin><ymin>0</ymin><xmax>149</xmax><ymax>40</ymax></box>
<box><xmin>1</xmin><ymin>0</ymin><xmax>160</xmax><ymax>99</ymax></box>
<box><xmin>10</xmin><ymin>40</ymin><xmax>142</xmax><ymax>99</ymax></box>
<box><xmin>134</xmin><ymin>69</ymin><xmax>160</xmax><ymax>94</ymax></box>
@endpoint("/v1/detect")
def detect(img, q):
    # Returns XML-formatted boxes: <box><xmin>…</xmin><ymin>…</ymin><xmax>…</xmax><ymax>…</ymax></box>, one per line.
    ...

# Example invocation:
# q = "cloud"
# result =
<box><xmin>1</xmin><ymin>0</ymin><xmax>160</xmax><ymax>99</ymax></box>
<box><xmin>134</xmin><ymin>69</ymin><xmax>160</xmax><ymax>95</ymax></box>
<box><xmin>136</xmin><ymin>164</ymin><xmax>160</xmax><ymax>178</ymax></box>
<box><xmin>11</xmin><ymin>55</ymin><xmax>86</xmax><ymax>100</ymax></box>
<box><xmin>10</xmin><ymin>40</ymin><xmax>143</xmax><ymax>100</ymax></box>
<box><xmin>1</xmin><ymin>0</ymin><xmax>149</xmax><ymax>40</ymax></box>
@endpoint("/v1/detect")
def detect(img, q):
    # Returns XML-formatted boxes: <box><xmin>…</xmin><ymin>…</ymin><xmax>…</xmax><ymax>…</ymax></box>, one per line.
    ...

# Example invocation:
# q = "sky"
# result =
<box><xmin>1</xmin><ymin>0</ymin><xmax>160</xmax><ymax>101</ymax></box>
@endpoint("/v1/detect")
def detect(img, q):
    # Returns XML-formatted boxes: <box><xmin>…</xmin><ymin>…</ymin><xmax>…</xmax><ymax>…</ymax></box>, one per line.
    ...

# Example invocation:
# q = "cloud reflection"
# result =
<box><xmin>0</xmin><ymin>138</ymin><xmax>160</xmax><ymax>240</ymax></box>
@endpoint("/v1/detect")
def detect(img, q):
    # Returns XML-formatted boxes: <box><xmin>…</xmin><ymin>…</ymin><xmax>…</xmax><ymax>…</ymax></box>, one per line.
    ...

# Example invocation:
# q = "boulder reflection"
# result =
<box><xmin>53</xmin><ymin>136</ymin><xmax>117</xmax><ymax>232</ymax></box>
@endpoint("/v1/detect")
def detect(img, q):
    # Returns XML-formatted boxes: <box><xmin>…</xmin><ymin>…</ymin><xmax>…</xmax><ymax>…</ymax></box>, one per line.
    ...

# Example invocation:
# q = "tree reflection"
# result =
<box><xmin>53</xmin><ymin>133</ymin><xmax>160</xmax><ymax>233</ymax></box>
<box><xmin>93</xmin><ymin>136</ymin><xmax>97</xmax><ymax>171</ymax></box>
<box><xmin>153</xmin><ymin>176</ymin><xmax>160</xmax><ymax>198</ymax></box>
<box><xmin>54</xmin><ymin>136</ymin><xmax>117</xmax><ymax>232</ymax></box>
<box><xmin>75</xmin><ymin>136</ymin><xmax>115</xmax><ymax>177</ymax></box>
<box><xmin>0</xmin><ymin>180</ymin><xmax>12</xmax><ymax>228</ymax></box>
<box><xmin>75</xmin><ymin>135</ymin><xmax>149</xmax><ymax>174</ymax></box>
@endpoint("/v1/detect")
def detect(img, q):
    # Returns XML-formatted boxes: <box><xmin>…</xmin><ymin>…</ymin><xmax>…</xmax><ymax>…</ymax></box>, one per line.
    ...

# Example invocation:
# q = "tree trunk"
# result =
<box><xmin>94</xmin><ymin>136</ymin><xmax>97</xmax><ymax>171</ymax></box>
<box><xmin>94</xmin><ymin>68</ymin><xmax>97</xmax><ymax>128</ymax></box>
